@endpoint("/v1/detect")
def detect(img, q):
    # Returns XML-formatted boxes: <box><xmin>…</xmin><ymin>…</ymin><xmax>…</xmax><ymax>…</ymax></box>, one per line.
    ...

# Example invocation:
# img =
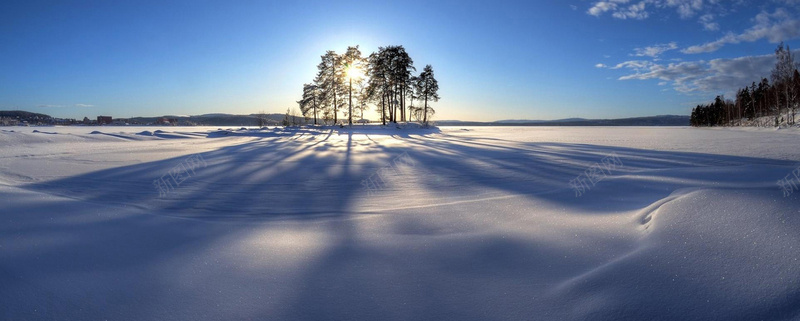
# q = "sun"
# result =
<box><xmin>345</xmin><ymin>64</ymin><xmax>364</xmax><ymax>80</ymax></box>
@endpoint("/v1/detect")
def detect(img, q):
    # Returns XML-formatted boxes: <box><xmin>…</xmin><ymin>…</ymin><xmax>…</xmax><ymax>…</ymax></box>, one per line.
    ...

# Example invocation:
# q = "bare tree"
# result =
<box><xmin>282</xmin><ymin>107</ymin><xmax>291</xmax><ymax>127</ymax></box>
<box><xmin>355</xmin><ymin>81</ymin><xmax>369</xmax><ymax>123</ymax></box>
<box><xmin>771</xmin><ymin>42</ymin><xmax>798</xmax><ymax>125</ymax></box>
<box><xmin>255</xmin><ymin>111</ymin><xmax>269</xmax><ymax>127</ymax></box>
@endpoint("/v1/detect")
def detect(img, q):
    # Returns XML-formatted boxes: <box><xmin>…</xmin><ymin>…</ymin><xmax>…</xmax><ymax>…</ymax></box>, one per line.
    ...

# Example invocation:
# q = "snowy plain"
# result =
<box><xmin>1</xmin><ymin>125</ymin><xmax>799</xmax><ymax>320</ymax></box>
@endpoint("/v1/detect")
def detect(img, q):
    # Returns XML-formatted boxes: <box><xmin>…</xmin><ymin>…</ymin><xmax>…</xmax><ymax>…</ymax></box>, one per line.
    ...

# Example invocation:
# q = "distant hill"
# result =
<box><xmin>0</xmin><ymin>110</ymin><xmax>54</xmax><ymax>125</ymax></box>
<box><xmin>0</xmin><ymin>110</ymin><xmax>690</xmax><ymax>127</ymax></box>
<box><xmin>0</xmin><ymin>110</ymin><xmax>289</xmax><ymax>126</ymax></box>
<box><xmin>126</xmin><ymin>113</ymin><xmax>286</xmax><ymax>126</ymax></box>
<box><xmin>438</xmin><ymin>115</ymin><xmax>690</xmax><ymax>126</ymax></box>
<box><xmin>0</xmin><ymin>110</ymin><xmax>53</xmax><ymax>120</ymax></box>
<box><xmin>197</xmin><ymin>113</ymin><xmax>235</xmax><ymax>117</ymax></box>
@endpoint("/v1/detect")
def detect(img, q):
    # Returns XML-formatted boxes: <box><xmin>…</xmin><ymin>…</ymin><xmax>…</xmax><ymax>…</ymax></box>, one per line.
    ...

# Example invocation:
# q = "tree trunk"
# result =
<box><xmin>348</xmin><ymin>77</ymin><xmax>353</xmax><ymax>126</ymax></box>
<box><xmin>409</xmin><ymin>97</ymin><xmax>414</xmax><ymax>121</ymax></box>
<box><xmin>423</xmin><ymin>95</ymin><xmax>428</xmax><ymax>125</ymax></box>
<box><xmin>400</xmin><ymin>83</ymin><xmax>406</xmax><ymax>122</ymax></box>
<box><xmin>776</xmin><ymin>90</ymin><xmax>780</xmax><ymax>125</ymax></box>
<box><xmin>381</xmin><ymin>90</ymin><xmax>386</xmax><ymax>126</ymax></box>
<box><xmin>387</xmin><ymin>90</ymin><xmax>393</xmax><ymax>123</ymax></box>
<box><xmin>333</xmin><ymin>63</ymin><xmax>338</xmax><ymax>125</ymax></box>
<box><xmin>393</xmin><ymin>83</ymin><xmax>399</xmax><ymax>123</ymax></box>
<box><xmin>785</xmin><ymin>86</ymin><xmax>791</xmax><ymax>125</ymax></box>
<box><xmin>392</xmin><ymin>85</ymin><xmax>396</xmax><ymax>123</ymax></box>
<box><xmin>423</xmin><ymin>78</ymin><xmax>429</xmax><ymax>125</ymax></box>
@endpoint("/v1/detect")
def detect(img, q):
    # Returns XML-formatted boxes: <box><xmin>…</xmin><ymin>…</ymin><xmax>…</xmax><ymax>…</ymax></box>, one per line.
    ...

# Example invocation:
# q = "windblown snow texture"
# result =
<box><xmin>1</xmin><ymin>125</ymin><xmax>798</xmax><ymax>320</ymax></box>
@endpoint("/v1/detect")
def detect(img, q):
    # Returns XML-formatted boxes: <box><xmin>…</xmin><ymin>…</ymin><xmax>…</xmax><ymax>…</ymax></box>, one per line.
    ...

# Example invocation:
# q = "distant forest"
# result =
<box><xmin>691</xmin><ymin>43</ymin><xmax>800</xmax><ymax>127</ymax></box>
<box><xmin>297</xmin><ymin>45</ymin><xmax>439</xmax><ymax>126</ymax></box>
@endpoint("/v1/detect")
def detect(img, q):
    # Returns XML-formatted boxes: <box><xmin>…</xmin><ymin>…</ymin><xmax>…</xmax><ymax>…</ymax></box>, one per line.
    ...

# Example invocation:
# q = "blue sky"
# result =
<box><xmin>1</xmin><ymin>0</ymin><xmax>799</xmax><ymax>121</ymax></box>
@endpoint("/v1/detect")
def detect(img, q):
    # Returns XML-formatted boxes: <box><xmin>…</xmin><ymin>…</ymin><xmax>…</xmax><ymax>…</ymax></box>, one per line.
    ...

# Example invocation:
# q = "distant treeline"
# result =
<box><xmin>0</xmin><ymin>110</ymin><xmax>57</xmax><ymax>125</ymax></box>
<box><xmin>298</xmin><ymin>45</ymin><xmax>440</xmax><ymax>126</ymax></box>
<box><xmin>691</xmin><ymin>43</ymin><xmax>800</xmax><ymax>127</ymax></box>
<box><xmin>0</xmin><ymin>110</ymin><xmax>52</xmax><ymax>120</ymax></box>
<box><xmin>0</xmin><ymin>111</ymin><xmax>291</xmax><ymax>127</ymax></box>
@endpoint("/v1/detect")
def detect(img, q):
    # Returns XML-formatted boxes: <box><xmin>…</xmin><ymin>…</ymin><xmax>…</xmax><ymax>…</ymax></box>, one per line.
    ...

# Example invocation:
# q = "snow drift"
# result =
<box><xmin>0</xmin><ymin>126</ymin><xmax>798</xmax><ymax>320</ymax></box>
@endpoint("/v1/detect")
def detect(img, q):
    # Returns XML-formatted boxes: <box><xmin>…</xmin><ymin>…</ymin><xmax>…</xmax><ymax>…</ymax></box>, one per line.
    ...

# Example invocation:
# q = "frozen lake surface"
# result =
<box><xmin>1</xmin><ymin>125</ymin><xmax>799</xmax><ymax>320</ymax></box>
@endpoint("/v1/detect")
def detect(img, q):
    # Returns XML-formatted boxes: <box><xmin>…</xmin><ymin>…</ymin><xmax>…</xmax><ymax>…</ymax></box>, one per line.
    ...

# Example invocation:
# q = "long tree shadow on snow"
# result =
<box><xmin>267</xmin><ymin>131</ymin><xmax>800</xmax><ymax>320</ymax></box>
<box><xmin>10</xmin><ymin>128</ymin><xmax>800</xmax><ymax>320</ymax></box>
<box><xmin>19</xmin><ymin>127</ymin><xmax>798</xmax><ymax>219</ymax></box>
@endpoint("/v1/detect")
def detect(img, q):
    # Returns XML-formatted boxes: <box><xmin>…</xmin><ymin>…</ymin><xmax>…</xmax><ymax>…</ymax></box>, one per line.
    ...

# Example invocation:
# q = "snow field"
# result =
<box><xmin>1</xmin><ymin>125</ymin><xmax>799</xmax><ymax>320</ymax></box>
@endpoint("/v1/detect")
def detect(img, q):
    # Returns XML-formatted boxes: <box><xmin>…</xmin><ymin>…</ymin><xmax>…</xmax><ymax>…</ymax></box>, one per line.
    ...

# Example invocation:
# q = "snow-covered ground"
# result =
<box><xmin>731</xmin><ymin>111</ymin><xmax>800</xmax><ymax>128</ymax></box>
<box><xmin>1</xmin><ymin>125</ymin><xmax>799</xmax><ymax>320</ymax></box>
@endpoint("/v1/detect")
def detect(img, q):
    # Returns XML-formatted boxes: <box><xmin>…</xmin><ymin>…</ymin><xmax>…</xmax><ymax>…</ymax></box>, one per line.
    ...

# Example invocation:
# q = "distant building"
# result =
<box><xmin>97</xmin><ymin>116</ymin><xmax>112</xmax><ymax>125</ymax></box>
<box><xmin>0</xmin><ymin>117</ymin><xmax>19</xmax><ymax>126</ymax></box>
<box><xmin>53</xmin><ymin>118</ymin><xmax>72</xmax><ymax>125</ymax></box>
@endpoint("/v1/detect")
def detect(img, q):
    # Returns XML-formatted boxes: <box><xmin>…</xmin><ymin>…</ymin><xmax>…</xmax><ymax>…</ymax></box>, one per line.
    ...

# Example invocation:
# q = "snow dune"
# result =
<box><xmin>1</xmin><ymin>126</ymin><xmax>798</xmax><ymax>320</ymax></box>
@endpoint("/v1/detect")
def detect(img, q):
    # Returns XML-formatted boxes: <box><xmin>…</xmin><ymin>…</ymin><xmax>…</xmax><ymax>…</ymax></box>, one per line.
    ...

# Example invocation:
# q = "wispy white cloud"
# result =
<box><xmin>590</xmin><ymin>1</ymin><xmax>800</xmax><ymax>96</ymax></box>
<box><xmin>37</xmin><ymin>103</ymin><xmax>94</xmax><ymax>108</ymax></box>
<box><xmin>587</xmin><ymin>0</ymin><xmax>714</xmax><ymax>20</ymax></box>
<box><xmin>613</xmin><ymin>1</ymin><xmax>649</xmax><ymax>19</ymax></box>
<box><xmin>667</xmin><ymin>0</ymin><xmax>705</xmax><ymax>19</ymax></box>
<box><xmin>698</xmin><ymin>14</ymin><xmax>719</xmax><ymax>31</ymax></box>
<box><xmin>683</xmin><ymin>8</ymin><xmax>800</xmax><ymax>53</ymax></box>
<box><xmin>611</xmin><ymin>60</ymin><xmax>656</xmax><ymax>71</ymax></box>
<box><xmin>633</xmin><ymin>42</ymin><xmax>678</xmax><ymax>57</ymax></box>
<box><xmin>588</xmin><ymin>0</ymin><xmax>627</xmax><ymax>16</ymax></box>
<box><xmin>681</xmin><ymin>34</ymin><xmax>734</xmax><ymax>54</ymax></box>
<box><xmin>614</xmin><ymin>52</ymin><xmax>787</xmax><ymax>94</ymax></box>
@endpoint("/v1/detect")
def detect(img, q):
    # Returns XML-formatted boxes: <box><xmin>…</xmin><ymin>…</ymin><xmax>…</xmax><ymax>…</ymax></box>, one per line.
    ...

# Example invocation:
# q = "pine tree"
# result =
<box><xmin>342</xmin><ymin>46</ymin><xmax>365</xmax><ymax>126</ymax></box>
<box><xmin>298</xmin><ymin>83</ymin><xmax>321</xmax><ymax>125</ymax></box>
<box><xmin>386</xmin><ymin>46</ymin><xmax>415</xmax><ymax>122</ymax></box>
<box><xmin>302</xmin><ymin>45</ymin><xmax>439</xmax><ymax>126</ymax></box>
<box><xmin>366</xmin><ymin>48</ymin><xmax>391</xmax><ymax>125</ymax></box>
<box><xmin>414</xmin><ymin>65</ymin><xmax>440</xmax><ymax>125</ymax></box>
<box><xmin>316</xmin><ymin>51</ymin><xmax>346</xmax><ymax>125</ymax></box>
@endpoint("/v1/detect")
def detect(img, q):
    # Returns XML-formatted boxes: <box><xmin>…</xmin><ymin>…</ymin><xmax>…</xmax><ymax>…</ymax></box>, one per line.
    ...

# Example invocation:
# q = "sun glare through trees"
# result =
<box><xmin>298</xmin><ymin>45</ymin><xmax>438</xmax><ymax>126</ymax></box>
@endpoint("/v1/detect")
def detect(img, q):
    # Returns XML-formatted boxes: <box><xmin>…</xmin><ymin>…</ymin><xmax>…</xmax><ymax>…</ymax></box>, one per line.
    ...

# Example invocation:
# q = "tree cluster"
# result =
<box><xmin>691</xmin><ymin>43</ymin><xmax>800</xmax><ymax>127</ymax></box>
<box><xmin>298</xmin><ymin>45</ymin><xmax>439</xmax><ymax>126</ymax></box>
